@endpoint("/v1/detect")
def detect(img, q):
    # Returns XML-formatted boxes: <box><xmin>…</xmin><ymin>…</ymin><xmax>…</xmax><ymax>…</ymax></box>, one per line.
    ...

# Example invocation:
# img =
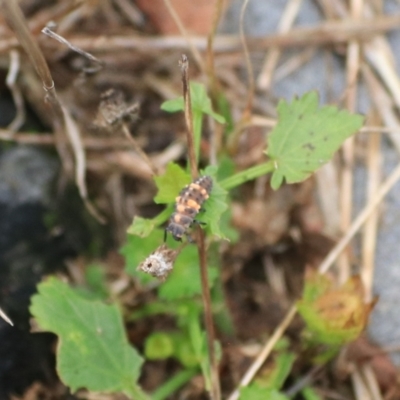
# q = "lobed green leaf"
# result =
<box><xmin>154</xmin><ymin>163</ymin><xmax>192</xmax><ymax>204</ymax></box>
<box><xmin>158</xmin><ymin>246</ymin><xmax>219</xmax><ymax>300</ymax></box>
<box><xmin>30</xmin><ymin>278</ymin><xmax>145</xmax><ymax>397</ymax></box>
<box><xmin>267</xmin><ymin>92</ymin><xmax>364</xmax><ymax>189</ymax></box>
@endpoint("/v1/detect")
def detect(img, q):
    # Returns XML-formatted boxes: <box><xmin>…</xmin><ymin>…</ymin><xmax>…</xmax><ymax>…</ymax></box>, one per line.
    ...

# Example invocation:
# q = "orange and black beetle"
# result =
<box><xmin>165</xmin><ymin>175</ymin><xmax>213</xmax><ymax>241</ymax></box>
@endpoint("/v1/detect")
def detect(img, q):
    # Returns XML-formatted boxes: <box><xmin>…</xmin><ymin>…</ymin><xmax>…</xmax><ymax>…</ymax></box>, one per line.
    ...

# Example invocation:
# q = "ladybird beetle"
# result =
<box><xmin>165</xmin><ymin>175</ymin><xmax>213</xmax><ymax>241</ymax></box>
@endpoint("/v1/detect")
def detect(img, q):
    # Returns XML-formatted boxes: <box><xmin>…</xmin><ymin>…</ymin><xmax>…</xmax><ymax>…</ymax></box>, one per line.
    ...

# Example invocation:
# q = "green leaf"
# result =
<box><xmin>127</xmin><ymin>216</ymin><xmax>157</xmax><ymax>237</ymax></box>
<box><xmin>267</xmin><ymin>92</ymin><xmax>364</xmax><ymax>190</ymax></box>
<box><xmin>84</xmin><ymin>264</ymin><xmax>109</xmax><ymax>300</ymax></box>
<box><xmin>126</xmin><ymin>208</ymin><xmax>171</xmax><ymax>238</ymax></box>
<box><xmin>175</xmin><ymin>336</ymin><xmax>201</xmax><ymax>367</ymax></box>
<box><xmin>122</xmin><ymin>229</ymin><xmax>167</xmax><ymax>283</ymax></box>
<box><xmin>301</xmin><ymin>386</ymin><xmax>323</xmax><ymax>400</ymax></box>
<box><xmin>151</xmin><ymin>368</ymin><xmax>199</xmax><ymax>400</ymax></box>
<box><xmin>161</xmin><ymin>82</ymin><xmax>225</xmax><ymax>124</ymax></box>
<box><xmin>217</xmin><ymin>92</ymin><xmax>234</xmax><ymax>135</ymax></box>
<box><xmin>197</xmin><ymin>166</ymin><xmax>229</xmax><ymax>240</ymax></box>
<box><xmin>144</xmin><ymin>332</ymin><xmax>174</xmax><ymax>360</ymax></box>
<box><xmin>239</xmin><ymin>385</ymin><xmax>289</xmax><ymax>400</ymax></box>
<box><xmin>30</xmin><ymin>278</ymin><xmax>147</xmax><ymax>398</ymax></box>
<box><xmin>161</xmin><ymin>97</ymin><xmax>184</xmax><ymax>113</ymax></box>
<box><xmin>154</xmin><ymin>163</ymin><xmax>191</xmax><ymax>204</ymax></box>
<box><xmin>190</xmin><ymin>82</ymin><xmax>226</xmax><ymax>123</ymax></box>
<box><xmin>153</xmin><ymin>164</ymin><xmax>229</xmax><ymax>241</ymax></box>
<box><xmin>254</xmin><ymin>351</ymin><xmax>295</xmax><ymax>390</ymax></box>
<box><xmin>216</xmin><ymin>156</ymin><xmax>236</xmax><ymax>181</ymax></box>
<box><xmin>158</xmin><ymin>246</ymin><xmax>219</xmax><ymax>300</ymax></box>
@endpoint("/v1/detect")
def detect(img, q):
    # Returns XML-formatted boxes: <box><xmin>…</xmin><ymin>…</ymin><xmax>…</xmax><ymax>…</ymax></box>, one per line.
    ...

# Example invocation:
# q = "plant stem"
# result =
<box><xmin>180</xmin><ymin>55</ymin><xmax>198</xmax><ymax>179</ymax></box>
<box><xmin>153</xmin><ymin>205</ymin><xmax>174</xmax><ymax>226</ymax></box>
<box><xmin>152</xmin><ymin>368</ymin><xmax>199</xmax><ymax>400</ymax></box>
<box><xmin>126</xmin><ymin>384</ymin><xmax>152</xmax><ymax>400</ymax></box>
<box><xmin>198</xmin><ymin>229</ymin><xmax>221</xmax><ymax>400</ymax></box>
<box><xmin>193</xmin><ymin>110</ymin><xmax>203</xmax><ymax>163</ymax></box>
<box><xmin>179</xmin><ymin>55</ymin><xmax>220</xmax><ymax>400</ymax></box>
<box><xmin>1</xmin><ymin>0</ymin><xmax>54</xmax><ymax>90</ymax></box>
<box><xmin>219</xmin><ymin>160</ymin><xmax>275</xmax><ymax>190</ymax></box>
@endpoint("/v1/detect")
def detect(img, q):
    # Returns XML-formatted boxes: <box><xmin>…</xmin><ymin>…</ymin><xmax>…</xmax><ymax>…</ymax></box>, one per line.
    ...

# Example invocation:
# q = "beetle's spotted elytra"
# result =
<box><xmin>165</xmin><ymin>175</ymin><xmax>213</xmax><ymax>242</ymax></box>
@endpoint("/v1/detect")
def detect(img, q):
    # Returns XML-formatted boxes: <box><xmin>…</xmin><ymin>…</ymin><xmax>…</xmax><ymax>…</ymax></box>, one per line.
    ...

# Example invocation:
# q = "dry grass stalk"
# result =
<box><xmin>257</xmin><ymin>0</ymin><xmax>303</xmax><ymax>90</ymax></box>
<box><xmin>1</xmin><ymin>13</ymin><xmax>398</xmax><ymax>55</ymax></box>
<box><xmin>361</xmin><ymin>112</ymin><xmax>381</xmax><ymax>303</ymax></box>
<box><xmin>121</xmin><ymin>124</ymin><xmax>158</xmax><ymax>176</ymax></box>
<box><xmin>360</xmin><ymin>363</ymin><xmax>384</xmax><ymax>400</ymax></box>
<box><xmin>239</xmin><ymin>0</ymin><xmax>254</xmax><ymax>119</ymax></box>
<box><xmin>227</xmin><ymin>305</ymin><xmax>298</xmax><ymax>400</ymax></box>
<box><xmin>62</xmin><ymin>105</ymin><xmax>105</xmax><ymax>223</ymax></box>
<box><xmin>6</xmin><ymin>49</ymin><xmax>25</xmax><ymax>131</ymax></box>
<box><xmin>0</xmin><ymin>130</ymin><xmax>136</xmax><ymax>149</ymax></box>
<box><xmin>351</xmin><ymin>363</ymin><xmax>373</xmax><ymax>400</ymax></box>
<box><xmin>273</xmin><ymin>48</ymin><xmax>316</xmax><ymax>83</ymax></box>
<box><xmin>319</xmin><ymin>160</ymin><xmax>400</xmax><ymax>274</ymax></box>
<box><xmin>112</xmin><ymin>0</ymin><xmax>144</xmax><ymax>27</ymax></box>
<box><xmin>316</xmin><ymin>162</ymin><xmax>341</xmax><ymax>236</ymax></box>
<box><xmin>205</xmin><ymin>0</ymin><xmax>225</xmax><ymax>93</ymax></box>
<box><xmin>337</xmin><ymin>0</ymin><xmax>363</xmax><ymax>283</ymax></box>
<box><xmin>362</xmin><ymin>65</ymin><xmax>400</xmax><ymax>154</ymax></box>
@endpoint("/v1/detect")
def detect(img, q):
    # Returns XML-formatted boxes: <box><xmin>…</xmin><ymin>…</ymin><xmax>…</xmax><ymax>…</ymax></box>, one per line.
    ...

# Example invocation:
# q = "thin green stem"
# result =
<box><xmin>193</xmin><ymin>111</ymin><xmax>203</xmax><ymax>163</ymax></box>
<box><xmin>151</xmin><ymin>368</ymin><xmax>199</xmax><ymax>400</ymax></box>
<box><xmin>219</xmin><ymin>160</ymin><xmax>275</xmax><ymax>190</ymax></box>
<box><xmin>126</xmin><ymin>383</ymin><xmax>151</xmax><ymax>400</ymax></box>
<box><xmin>180</xmin><ymin>55</ymin><xmax>198</xmax><ymax>179</ymax></box>
<box><xmin>197</xmin><ymin>229</ymin><xmax>220</xmax><ymax>399</ymax></box>
<box><xmin>153</xmin><ymin>205</ymin><xmax>173</xmax><ymax>226</ymax></box>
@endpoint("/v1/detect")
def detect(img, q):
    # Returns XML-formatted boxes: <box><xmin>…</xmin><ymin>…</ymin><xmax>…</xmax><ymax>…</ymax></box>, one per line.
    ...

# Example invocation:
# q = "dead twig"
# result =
<box><xmin>337</xmin><ymin>0</ymin><xmax>363</xmax><ymax>284</ymax></box>
<box><xmin>0</xmin><ymin>0</ymin><xmax>72</xmax><ymax>172</ymax></box>
<box><xmin>2</xmin><ymin>14</ymin><xmax>398</xmax><ymax>54</ymax></box>
<box><xmin>62</xmin><ymin>105</ymin><xmax>105</xmax><ymax>223</ymax></box>
<box><xmin>121</xmin><ymin>123</ymin><xmax>158</xmax><ymax>176</ymax></box>
<box><xmin>6</xmin><ymin>49</ymin><xmax>25</xmax><ymax>131</ymax></box>
<box><xmin>239</xmin><ymin>0</ymin><xmax>254</xmax><ymax>117</ymax></box>
<box><xmin>361</xmin><ymin>112</ymin><xmax>381</xmax><ymax>302</ymax></box>
<box><xmin>41</xmin><ymin>26</ymin><xmax>104</xmax><ymax>72</ymax></box>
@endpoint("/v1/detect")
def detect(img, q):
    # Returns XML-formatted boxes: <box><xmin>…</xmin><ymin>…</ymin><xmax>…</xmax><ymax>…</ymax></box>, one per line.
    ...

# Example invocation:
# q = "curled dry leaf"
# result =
<box><xmin>297</xmin><ymin>269</ymin><xmax>377</xmax><ymax>345</ymax></box>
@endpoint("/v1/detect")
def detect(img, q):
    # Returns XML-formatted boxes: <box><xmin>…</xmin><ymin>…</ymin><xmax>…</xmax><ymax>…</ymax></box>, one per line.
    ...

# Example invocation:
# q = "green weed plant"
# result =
<box><xmin>30</xmin><ymin>84</ymin><xmax>363</xmax><ymax>399</ymax></box>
